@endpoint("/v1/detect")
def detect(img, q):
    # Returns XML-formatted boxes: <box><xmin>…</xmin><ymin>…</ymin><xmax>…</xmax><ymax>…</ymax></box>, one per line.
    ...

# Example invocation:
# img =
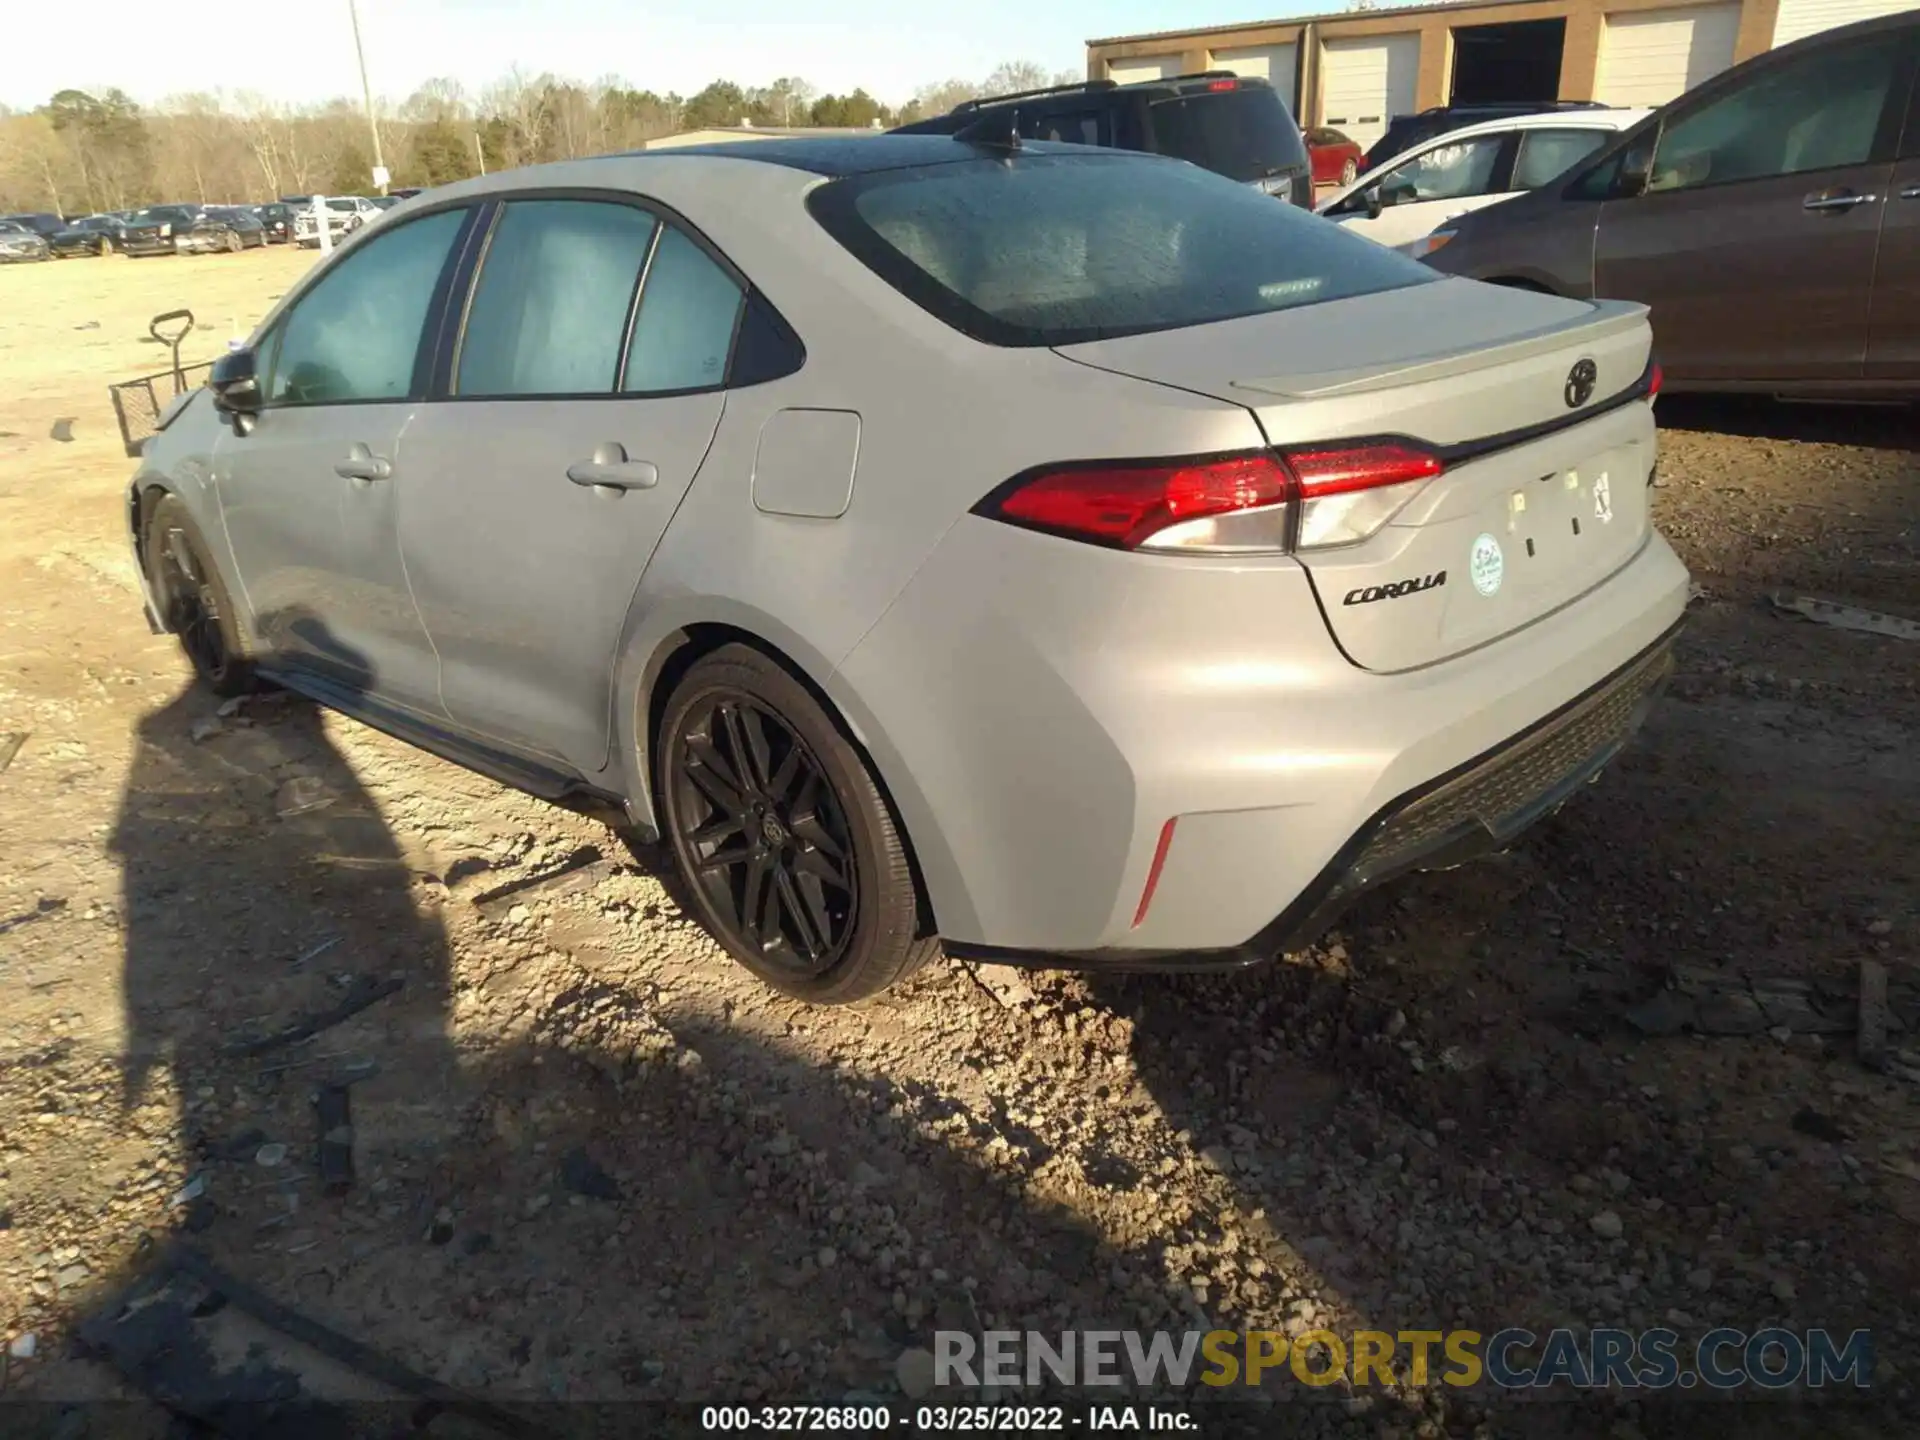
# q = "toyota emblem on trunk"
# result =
<box><xmin>1565</xmin><ymin>359</ymin><xmax>1599</xmax><ymax>409</ymax></box>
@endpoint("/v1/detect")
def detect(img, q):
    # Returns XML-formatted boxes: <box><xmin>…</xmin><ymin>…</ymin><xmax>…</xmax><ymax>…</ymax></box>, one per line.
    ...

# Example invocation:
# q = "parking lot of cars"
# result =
<box><xmin>0</xmin><ymin>196</ymin><xmax>386</xmax><ymax>264</ymax></box>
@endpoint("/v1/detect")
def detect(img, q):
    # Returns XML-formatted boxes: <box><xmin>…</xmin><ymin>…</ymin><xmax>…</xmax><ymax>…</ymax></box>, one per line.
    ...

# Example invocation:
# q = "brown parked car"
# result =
<box><xmin>1424</xmin><ymin>12</ymin><xmax>1919</xmax><ymax>396</ymax></box>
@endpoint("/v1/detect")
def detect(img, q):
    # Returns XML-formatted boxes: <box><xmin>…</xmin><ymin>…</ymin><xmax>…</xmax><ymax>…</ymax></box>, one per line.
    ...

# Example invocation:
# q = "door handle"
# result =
<box><xmin>334</xmin><ymin>443</ymin><xmax>391</xmax><ymax>481</ymax></box>
<box><xmin>567</xmin><ymin>442</ymin><xmax>658</xmax><ymax>493</ymax></box>
<box><xmin>1802</xmin><ymin>189</ymin><xmax>1878</xmax><ymax>213</ymax></box>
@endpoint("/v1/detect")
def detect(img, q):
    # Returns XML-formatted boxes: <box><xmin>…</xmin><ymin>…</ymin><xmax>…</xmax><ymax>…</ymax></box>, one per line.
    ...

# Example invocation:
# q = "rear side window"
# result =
<box><xmin>809</xmin><ymin>153</ymin><xmax>1436</xmax><ymax>347</ymax></box>
<box><xmin>457</xmin><ymin>199</ymin><xmax>658</xmax><ymax>397</ymax></box>
<box><xmin>1146</xmin><ymin>87</ymin><xmax>1307</xmax><ymax>182</ymax></box>
<box><xmin>621</xmin><ymin>227</ymin><xmax>745</xmax><ymax>394</ymax></box>
<box><xmin>1017</xmin><ymin>108</ymin><xmax>1110</xmax><ymax>146</ymax></box>
<box><xmin>1512</xmin><ymin>128</ymin><xmax>1612</xmax><ymax>190</ymax></box>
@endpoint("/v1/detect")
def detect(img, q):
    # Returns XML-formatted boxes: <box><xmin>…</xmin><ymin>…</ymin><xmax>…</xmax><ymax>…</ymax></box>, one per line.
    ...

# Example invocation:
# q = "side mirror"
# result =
<box><xmin>210</xmin><ymin>347</ymin><xmax>261</xmax><ymax>430</ymax></box>
<box><xmin>1615</xmin><ymin>137</ymin><xmax>1656</xmax><ymax>199</ymax></box>
<box><xmin>1363</xmin><ymin>186</ymin><xmax>1383</xmax><ymax>221</ymax></box>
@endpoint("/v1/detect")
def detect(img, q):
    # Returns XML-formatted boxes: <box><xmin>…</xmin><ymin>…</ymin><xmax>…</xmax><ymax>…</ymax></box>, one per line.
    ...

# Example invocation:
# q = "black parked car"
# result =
<box><xmin>0</xmin><ymin>220</ymin><xmax>51</xmax><ymax>263</ymax></box>
<box><xmin>121</xmin><ymin>205</ymin><xmax>202</xmax><ymax>256</ymax></box>
<box><xmin>890</xmin><ymin>71</ymin><xmax>1316</xmax><ymax>207</ymax></box>
<box><xmin>252</xmin><ymin>202</ymin><xmax>295</xmax><ymax>243</ymax></box>
<box><xmin>0</xmin><ymin>211</ymin><xmax>66</xmax><ymax>240</ymax></box>
<box><xmin>49</xmin><ymin>213</ymin><xmax>129</xmax><ymax>257</ymax></box>
<box><xmin>205</xmin><ymin>206</ymin><xmax>269</xmax><ymax>249</ymax></box>
<box><xmin>1363</xmin><ymin>101</ymin><xmax>1611</xmax><ymax>172</ymax></box>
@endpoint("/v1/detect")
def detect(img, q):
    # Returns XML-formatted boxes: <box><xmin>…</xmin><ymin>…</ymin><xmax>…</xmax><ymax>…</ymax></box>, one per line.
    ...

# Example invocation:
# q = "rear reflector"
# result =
<box><xmin>1133</xmin><ymin>818</ymin><xmax>1178</xmax><ymax>927</ymax></box>
<box><xmin>1648</xmin><ymin>361</ymin><xmax>1664</xmax><ymax>401</ymax></box>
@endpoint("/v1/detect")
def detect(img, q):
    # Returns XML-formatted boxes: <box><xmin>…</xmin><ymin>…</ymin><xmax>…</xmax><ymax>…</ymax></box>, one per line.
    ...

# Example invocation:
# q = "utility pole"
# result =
<box><xmin>346</xmin><ymin>0</ymin><xmax>389</xmax><ymax>194</ymax></box>
<box><xmin>473</xmin><ymin>132</ymin><xmax>487</xmax><ymax>175</ymax></box>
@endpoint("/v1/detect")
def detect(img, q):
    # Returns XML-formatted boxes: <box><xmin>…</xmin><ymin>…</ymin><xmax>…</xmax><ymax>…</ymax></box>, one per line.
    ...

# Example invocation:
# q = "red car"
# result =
<box><xmin>1304</xmin><ymin>126</ymin><xmax>1365</xmax><ymax>188</ymax></box>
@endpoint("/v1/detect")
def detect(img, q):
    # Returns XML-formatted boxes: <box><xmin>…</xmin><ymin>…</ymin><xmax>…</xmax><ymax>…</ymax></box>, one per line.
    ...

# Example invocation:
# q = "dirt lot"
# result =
<box><xmin>1</xmin><ymin>247</ymin><xmax>1917</xmax><ymax>1438</ymax></box>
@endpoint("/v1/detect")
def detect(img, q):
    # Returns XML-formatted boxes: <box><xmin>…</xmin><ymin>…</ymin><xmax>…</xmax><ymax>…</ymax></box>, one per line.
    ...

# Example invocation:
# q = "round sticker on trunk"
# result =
<box><xmin>1469</xmin><ymin>533</ymin><xmax>1504</xmax><ymax>596</ymax></box>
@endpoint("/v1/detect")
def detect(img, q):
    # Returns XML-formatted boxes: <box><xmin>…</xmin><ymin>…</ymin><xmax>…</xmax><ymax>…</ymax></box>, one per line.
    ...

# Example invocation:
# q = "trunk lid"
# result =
<box><xmin>1055</xmin><ymin>280</ymin><xmax>1657</xmax><ymax>672</ymax></box>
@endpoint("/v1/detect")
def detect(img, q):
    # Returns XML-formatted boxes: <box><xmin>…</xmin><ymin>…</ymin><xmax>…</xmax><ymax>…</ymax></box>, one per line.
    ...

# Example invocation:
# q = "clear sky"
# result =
<box><xmin>3</xmin><ymin>0</ymin><xmax>1317</xmax><ymax>112</ymax></box>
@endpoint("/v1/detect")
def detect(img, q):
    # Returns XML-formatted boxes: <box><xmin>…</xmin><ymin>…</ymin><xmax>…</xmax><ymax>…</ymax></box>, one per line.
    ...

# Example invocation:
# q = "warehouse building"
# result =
<box><xmin>1087</xmin><ymin>0</ymin><xmax>1912</xmax><ymax>153</ymax></box>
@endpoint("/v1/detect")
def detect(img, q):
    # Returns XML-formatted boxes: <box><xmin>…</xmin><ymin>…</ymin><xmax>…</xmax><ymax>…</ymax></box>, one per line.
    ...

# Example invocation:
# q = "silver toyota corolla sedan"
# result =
<box><xmin>128</xmin><ymin>134</ymin><xmax>1689</xmax><ymax>1003</ymax></box>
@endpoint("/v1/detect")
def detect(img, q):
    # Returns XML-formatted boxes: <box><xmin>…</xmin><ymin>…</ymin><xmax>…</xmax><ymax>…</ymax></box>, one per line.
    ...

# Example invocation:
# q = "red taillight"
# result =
<box><xmin>1285</xmin><ymin>442</ymin><xmax>1445</xmax><ymax>498</ymax></box>
<box><xmin>988</xmin><ymin>454</ymin><xmax>1291</xmax><ymax>549</ymax></box>
<box><xmin>1647</xmin><ymin>361</ymin><xmax>1664</xmax><ymax>400</ymax></box>
<box><xmin>1207</xmin><ymin>78</ymin><xmax>1238</xmax><ymax>91</ymax></box>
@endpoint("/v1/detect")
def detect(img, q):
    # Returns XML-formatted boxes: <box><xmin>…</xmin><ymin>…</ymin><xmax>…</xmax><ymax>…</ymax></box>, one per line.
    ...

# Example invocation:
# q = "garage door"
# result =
<box><xmin>1772</xmin><ymin>0</ymin><xmax>1911</xmax><ymax>46</ymax></box>
<box><xmin>1212</xmin><ymin>43</ymin><xmax>1300</xmax><ymax>111</ymax></box>
<box><xmin>1320</xmin><ymin>34</ymin><xmax>1420</xmax><ymax>154</ymax></box>
<box><xmin>1107</xmin><ymin>54</ymin><xmax>1182</xmax><ymax>85</ymax></box>
<box><xmin>1595</xmin><ymin>4</ymin><xmax>1741</xmax><ymax>107</ymax></box>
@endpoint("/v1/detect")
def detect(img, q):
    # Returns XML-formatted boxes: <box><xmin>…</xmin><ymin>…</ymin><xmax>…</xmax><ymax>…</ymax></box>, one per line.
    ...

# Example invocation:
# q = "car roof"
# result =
<box><xmin>612</xmin><ymin>133</ymin><xmax>1104</xmax><ymax>176</ymax></box>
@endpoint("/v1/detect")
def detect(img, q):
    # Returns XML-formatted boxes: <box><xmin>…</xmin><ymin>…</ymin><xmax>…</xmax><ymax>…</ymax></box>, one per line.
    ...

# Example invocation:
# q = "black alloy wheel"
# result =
<box><xmin>658</xmin><ymin>645</ymin><xmax>935</xmax><ymax>1002</ymax></box>
<box><xmin>673</xmin><ymin>693</ymin><xmax>857</xmax><ymax>974</ymax></box>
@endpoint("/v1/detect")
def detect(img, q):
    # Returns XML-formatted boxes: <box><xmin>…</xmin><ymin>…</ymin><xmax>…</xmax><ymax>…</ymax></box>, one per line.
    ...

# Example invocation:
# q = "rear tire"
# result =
<box><xmin>657</xmin><ymin>644</ymin><xmax>935</xmax><ymax>1003</ymax></box>
<box><xmin>1341</xmin><ymin>159</ymin><xmax>1357</xmax><ymax>185</ymax></box>
<box><xmin>144</xmin><ymin>495</ymin><xmax>257</xmax><ymax>699</ymax></box>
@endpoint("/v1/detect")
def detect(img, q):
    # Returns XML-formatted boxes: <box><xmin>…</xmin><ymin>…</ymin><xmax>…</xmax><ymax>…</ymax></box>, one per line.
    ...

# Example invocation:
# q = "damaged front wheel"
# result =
<box><xmin>145</xmin><ymin>494</ymin><xmax>256</xmax><ymax>698</ymax></box>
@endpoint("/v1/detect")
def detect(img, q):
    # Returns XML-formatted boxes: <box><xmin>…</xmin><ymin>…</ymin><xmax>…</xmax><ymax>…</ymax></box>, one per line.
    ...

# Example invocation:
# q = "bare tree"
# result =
<box><xmin>980</xmin><ymin>61</ymin><xmax>1078</xmax><ymax>97</ymax></box>
<box><xmin>482</xmin><ymin>67</ymin><xmax>552</xmax><ymax>169</ymax></box>
<box><xmin>0</xmin><ymin>111</ymin><xmax>73</xmax><ymax>211</ymax></box>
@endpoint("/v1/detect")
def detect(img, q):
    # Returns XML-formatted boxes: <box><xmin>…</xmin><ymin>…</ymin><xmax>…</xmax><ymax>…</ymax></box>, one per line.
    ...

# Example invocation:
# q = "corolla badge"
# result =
<box><xmin>1565</xmin><ymin>358</ymin><xmax>1599</xmax><ymax>409</ymax></box>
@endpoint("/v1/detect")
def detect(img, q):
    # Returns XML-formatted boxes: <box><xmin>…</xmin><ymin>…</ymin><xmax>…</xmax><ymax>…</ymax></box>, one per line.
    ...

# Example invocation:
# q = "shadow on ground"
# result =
<box><xmin>56</xmin><ymin>679</ymin><xmax>1445</xmax><ymax>1437</ymax></box>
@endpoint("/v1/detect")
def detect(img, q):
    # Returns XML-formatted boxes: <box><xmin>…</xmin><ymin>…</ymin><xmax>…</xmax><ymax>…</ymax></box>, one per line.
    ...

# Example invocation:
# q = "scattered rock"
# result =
<box><xmin>8</xmin><ymin>1332</ymin><xmax>36</xmax><ymax>1360</ymax></box>
<box><xmin>273</xmin><ymin>775</ymin><xmax>335</xmax><ymax>818</ymax></box>
<box><xmin>1589</xmin><ymin>1210</ymin><xmax>1623</xmax><ymax>1240</ymax></box>
<box><xmin>560</xmin><ymin>1147</ymin><xmax>621</xmax><ymax>1201</ymax></box>
<box><xmin>1790</xmin><ymin>1109</ymin><xmax>1846</xmax><ymax>1144</ymax></box>
<box><xmin>255</xmin><ymin>1142</ymin><xmax>289</xmax><ymax>1168</ymax></box>
<box><xmin>896</xmin><ymin>1347</ymin><xmax>937</xmax><ymax>1399</ymax></box>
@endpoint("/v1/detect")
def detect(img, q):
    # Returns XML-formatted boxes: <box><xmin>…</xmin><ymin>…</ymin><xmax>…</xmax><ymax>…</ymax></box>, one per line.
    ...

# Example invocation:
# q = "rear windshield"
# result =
<box><xmin>808</xmin><ymin>153</ymin><xmax>1435</xmax><ymax>347</ymax></box>
<box><xmin>1146</xmin><ymin>88</ymin><xmax>1307</xmax><ymax>182</ymax></box>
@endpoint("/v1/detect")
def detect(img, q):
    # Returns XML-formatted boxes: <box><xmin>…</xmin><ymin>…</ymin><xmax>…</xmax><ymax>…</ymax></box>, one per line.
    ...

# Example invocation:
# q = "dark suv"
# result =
<box><xmin>891</xmin><ymin>73</ymin><xmax>1315</xmax><ymax>208</ymax></box>
<box><xmin>0</xmin><ymin>211</ymin><xmax>67</xmax><ymax>239</ymax></box>
<box><xmin>1364</xmin><ymin>102</ymin><xmax>1611</xmax><ymax>172</ymax></box>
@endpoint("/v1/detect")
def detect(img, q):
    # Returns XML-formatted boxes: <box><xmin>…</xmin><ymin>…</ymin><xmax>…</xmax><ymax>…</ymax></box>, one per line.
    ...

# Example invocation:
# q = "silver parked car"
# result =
<box><xmin>129</xmin><ymin>136</ymin><xmax>1688</xmax><ymax>1003</ymax></box>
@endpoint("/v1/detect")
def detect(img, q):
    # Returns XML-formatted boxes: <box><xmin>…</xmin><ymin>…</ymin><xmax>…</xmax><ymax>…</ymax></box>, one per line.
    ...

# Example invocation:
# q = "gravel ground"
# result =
<box><xmin>0</xmin><ymin>254</ymin><xmax>1916</xmax><ymax>1438</ymax></box>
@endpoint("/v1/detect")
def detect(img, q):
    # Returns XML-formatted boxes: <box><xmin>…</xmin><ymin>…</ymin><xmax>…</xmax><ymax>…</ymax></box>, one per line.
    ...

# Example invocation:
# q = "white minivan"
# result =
<box><xmin>1318</xmin><ymin>109</ymin><xmax>1650</xmax><ymax>257</ymax></box>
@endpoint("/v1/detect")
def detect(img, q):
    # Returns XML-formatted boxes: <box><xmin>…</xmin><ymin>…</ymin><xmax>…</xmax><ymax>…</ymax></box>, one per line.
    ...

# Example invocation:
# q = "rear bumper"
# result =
<box><xmin>846</xmin><ymin>501</ymin><xmax>1689</xmax><ymax>962</ymax></box>
<box><xmin>945</xmin><ymin>620</ymin><xmax>1677</xmax><ymax>970</ymax></box>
